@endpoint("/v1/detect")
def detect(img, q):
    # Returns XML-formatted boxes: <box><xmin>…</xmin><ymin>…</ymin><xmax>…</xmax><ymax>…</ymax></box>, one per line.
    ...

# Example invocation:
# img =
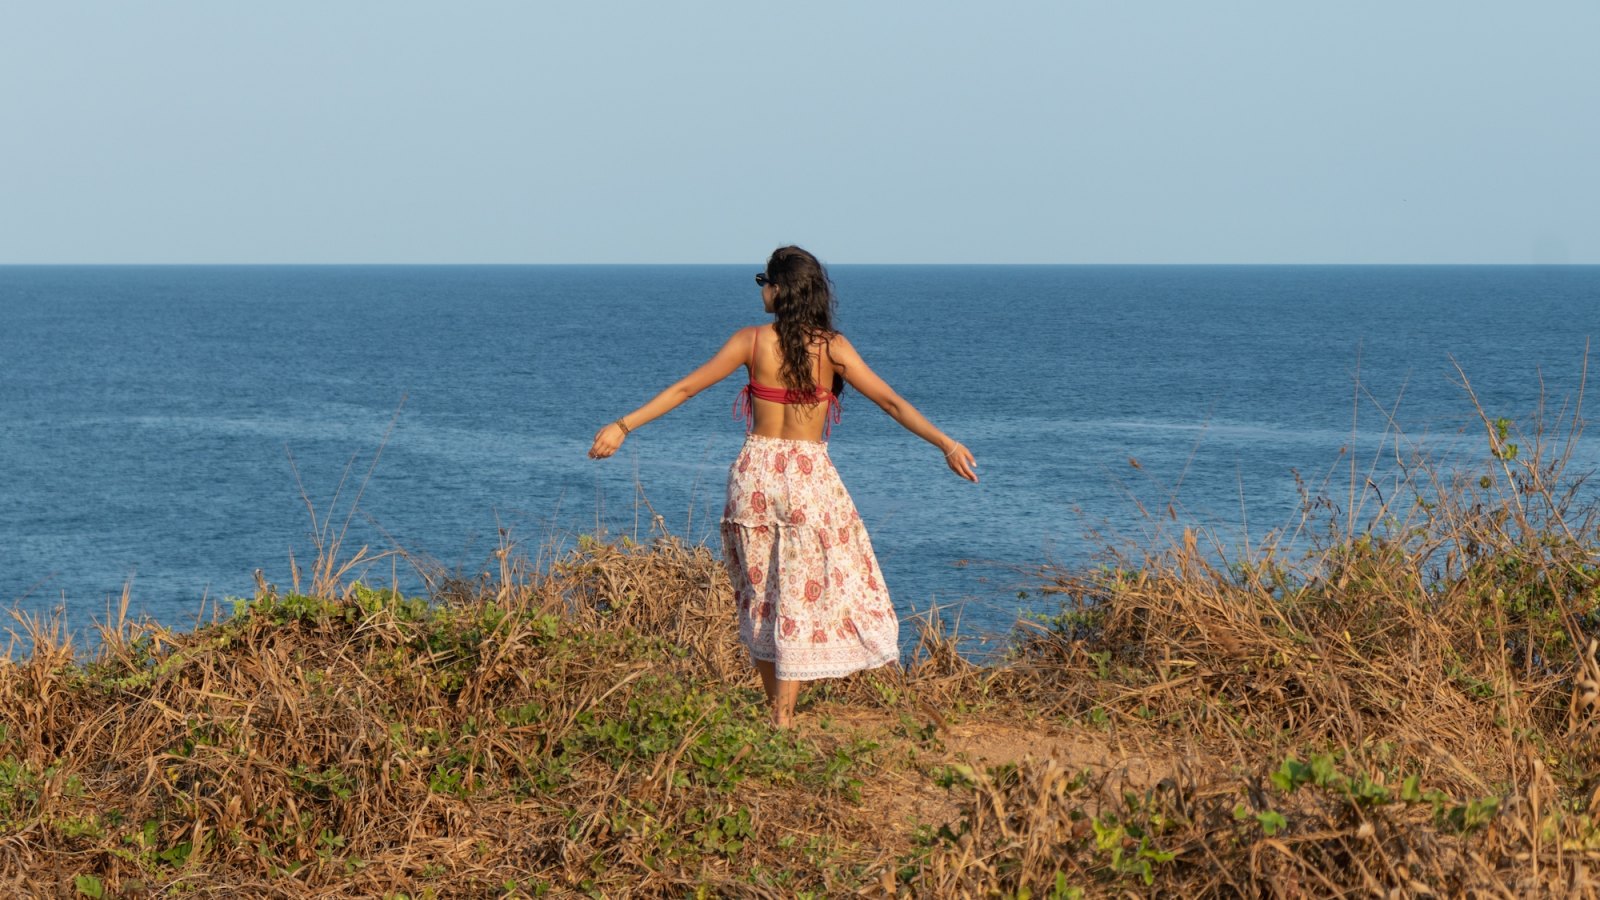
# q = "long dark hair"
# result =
<box><xmin>764</xmin><ymin>245</ymin><xmax>842</xmax><ymax>397</ymax></box>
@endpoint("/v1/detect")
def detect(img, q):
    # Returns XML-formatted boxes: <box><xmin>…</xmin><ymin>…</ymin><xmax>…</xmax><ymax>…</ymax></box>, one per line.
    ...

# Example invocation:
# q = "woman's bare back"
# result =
<box><xmin>744</xmin><ymin>324</ymin><xmax>839</xmax><ymax>442</ymax></box>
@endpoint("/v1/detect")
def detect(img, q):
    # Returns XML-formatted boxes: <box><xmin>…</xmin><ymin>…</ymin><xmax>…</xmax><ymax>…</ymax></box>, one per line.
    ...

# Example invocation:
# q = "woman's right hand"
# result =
<box><xmin>942</xmin><ymin>441</ymin><xmax>978</xmax><ymax>482</ymax></box>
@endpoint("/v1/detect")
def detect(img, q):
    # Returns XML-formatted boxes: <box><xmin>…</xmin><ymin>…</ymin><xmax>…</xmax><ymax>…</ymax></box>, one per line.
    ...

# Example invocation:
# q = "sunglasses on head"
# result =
<box><xmin>755</xmin><ymin>273</ymin><xmax>774</xmax><ymax>287</ymax></box>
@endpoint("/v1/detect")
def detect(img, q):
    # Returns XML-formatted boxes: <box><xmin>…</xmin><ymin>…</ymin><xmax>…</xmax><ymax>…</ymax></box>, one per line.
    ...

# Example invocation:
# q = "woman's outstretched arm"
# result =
<box><xmin>587</xmin><ymin>328</ymin><xmax>751</xmax><ymax>459</ymax></box>
<box><xmin>828</xmin><ymin>334</ymin><xmax>978</xmax><ymax>482</ymax></box>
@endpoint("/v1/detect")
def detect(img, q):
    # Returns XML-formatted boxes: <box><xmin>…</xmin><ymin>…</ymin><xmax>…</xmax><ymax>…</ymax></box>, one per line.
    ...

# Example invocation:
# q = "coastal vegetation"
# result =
<box><xmin>4</xmin><ymin>389</ymin><xmax>1600</xmax><ymax>897</ymax></box>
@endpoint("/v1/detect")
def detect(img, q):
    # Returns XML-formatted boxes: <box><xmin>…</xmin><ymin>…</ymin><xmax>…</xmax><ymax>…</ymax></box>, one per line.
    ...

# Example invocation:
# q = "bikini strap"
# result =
<box><xmin>736</xmin><ymin>326</ymin><xmax>758</xmax><ymax>431</ymax></box>
<box><xmin>817</xmin><ymin>333</ymin><xmax>835</xmax><ymax>396</ymax></box>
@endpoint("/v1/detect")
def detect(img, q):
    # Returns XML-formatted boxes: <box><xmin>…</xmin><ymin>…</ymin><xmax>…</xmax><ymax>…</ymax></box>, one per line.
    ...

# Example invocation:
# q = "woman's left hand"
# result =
<box><xmin>588</xmin><ymin>423</ymin><xmax>627</xmax><ymax>459</ymax></box>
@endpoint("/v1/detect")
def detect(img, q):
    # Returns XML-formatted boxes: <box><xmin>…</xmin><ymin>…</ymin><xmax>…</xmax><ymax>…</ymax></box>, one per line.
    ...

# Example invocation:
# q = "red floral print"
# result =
<box><xmin>722</xmin><ymin>435</ymin><xmax>897</xmax><ymax>681</ymax></box>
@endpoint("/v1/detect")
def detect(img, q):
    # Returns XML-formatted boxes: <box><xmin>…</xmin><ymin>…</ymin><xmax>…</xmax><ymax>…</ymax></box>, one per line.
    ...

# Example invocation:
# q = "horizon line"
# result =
<box><xmin>2</xmin><ymin>261</ymin><xmax>1596</xmax><ymax>268</ymax></box>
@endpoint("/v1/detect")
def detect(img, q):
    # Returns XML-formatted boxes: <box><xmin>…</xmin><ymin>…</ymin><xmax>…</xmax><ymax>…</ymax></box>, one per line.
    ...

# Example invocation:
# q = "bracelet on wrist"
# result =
<box><xmin>615</xmin><ymin>418</ymin><xmax>631</xmax><ymax>436</ymax></box>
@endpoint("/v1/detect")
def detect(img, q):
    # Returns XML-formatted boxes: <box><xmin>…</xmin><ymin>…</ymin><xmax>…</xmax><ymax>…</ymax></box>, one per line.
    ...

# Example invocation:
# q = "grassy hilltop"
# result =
<box><xmin>4</xmin><ymin>407</ymin><xmax>1600</xmax><ymax>897</ymax></box>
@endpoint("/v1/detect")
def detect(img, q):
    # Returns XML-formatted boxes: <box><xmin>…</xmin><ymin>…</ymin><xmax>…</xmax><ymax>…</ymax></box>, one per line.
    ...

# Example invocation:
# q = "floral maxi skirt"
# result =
<box><xmin>720</xmin><ymin>435</ymin><xmax>899</xmax><ymax>681</ymax></box>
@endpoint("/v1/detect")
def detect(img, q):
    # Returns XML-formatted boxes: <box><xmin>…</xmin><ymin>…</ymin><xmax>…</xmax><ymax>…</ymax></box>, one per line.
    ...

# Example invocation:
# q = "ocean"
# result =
<box><xmin>3</xmin><ymin>265</ymin><xmax>1598</xmax><ymax>651</ymax></box>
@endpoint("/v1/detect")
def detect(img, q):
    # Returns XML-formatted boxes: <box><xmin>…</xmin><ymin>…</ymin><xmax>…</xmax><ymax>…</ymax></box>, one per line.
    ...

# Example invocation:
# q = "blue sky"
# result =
<box><xmin>1</xmin><ymin>2</ymin><xmax>1595</xmax><ymax>264</ymax></box>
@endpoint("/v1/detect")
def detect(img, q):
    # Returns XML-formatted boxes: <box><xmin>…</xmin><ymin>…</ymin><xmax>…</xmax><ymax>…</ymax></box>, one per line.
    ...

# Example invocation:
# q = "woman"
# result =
<box><xmin>588</xmin><ymin>246</ymin><xmax>976</xmax><ymax>727</ymax></box>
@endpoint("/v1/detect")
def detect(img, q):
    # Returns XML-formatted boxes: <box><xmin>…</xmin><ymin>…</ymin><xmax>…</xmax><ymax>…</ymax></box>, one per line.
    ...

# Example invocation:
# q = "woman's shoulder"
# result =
<box><xmin>735</xmin><ymin>324</ymin><xmax>769</xmax><ymax>360</ymax></box>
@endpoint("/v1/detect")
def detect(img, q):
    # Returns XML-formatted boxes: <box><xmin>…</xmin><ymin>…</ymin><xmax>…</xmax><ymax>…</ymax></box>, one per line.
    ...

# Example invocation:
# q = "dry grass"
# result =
<box><xmin>0</xmin><ymin>528</ymin><xmax>942</xmax><ymax>898</ymax></box>
<box><xmin>898</xmin><ymin>374</ymin><xmax>1600</xmax><ymax>897</ymax></box>
<box><xmin>4</xmin><ymin>383</ymin><xmax>1600</xmax><ymax>897</ymax></box>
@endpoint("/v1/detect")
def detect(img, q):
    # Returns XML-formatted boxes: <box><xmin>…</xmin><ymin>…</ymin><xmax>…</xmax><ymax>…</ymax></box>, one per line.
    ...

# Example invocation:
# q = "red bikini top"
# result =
<box><xmin>733</xmin><ymin>327</ymin><xmax>842</xmax><ymax>437</ymax></box>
